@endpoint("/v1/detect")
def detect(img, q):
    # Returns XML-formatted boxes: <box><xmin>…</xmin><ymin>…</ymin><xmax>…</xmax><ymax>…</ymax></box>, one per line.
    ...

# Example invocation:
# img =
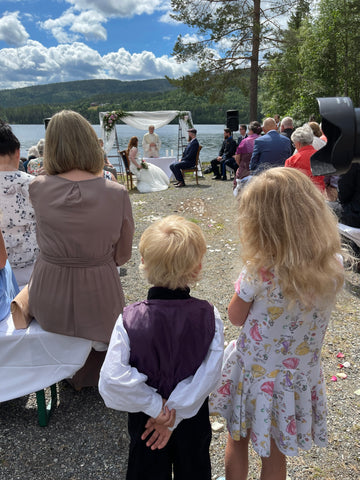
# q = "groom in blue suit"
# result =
<box><xmin>170</xmin><ymin>128</ymin><xmax>199</xmax><ymax>188</ymax></box>
<box><xmin>250</xmin><ymin>117</ymin><xmax>292</xmax><ymax>174</ymax></box>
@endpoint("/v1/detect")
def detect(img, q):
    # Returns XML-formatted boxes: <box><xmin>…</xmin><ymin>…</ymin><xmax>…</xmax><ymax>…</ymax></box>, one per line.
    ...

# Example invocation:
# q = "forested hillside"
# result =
<box><xmin>0</xmin><ymin>78</ymin><xmax>250</xmax><ymax>125</ymax></box>
<box><xmin>0</xmin><ymin>79</ymin><xmax>174</xmax><ymax>108</ymax></box>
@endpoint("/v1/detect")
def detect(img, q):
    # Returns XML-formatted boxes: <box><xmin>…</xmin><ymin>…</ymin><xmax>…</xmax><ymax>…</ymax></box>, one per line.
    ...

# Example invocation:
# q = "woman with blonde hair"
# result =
<box><xmin>29</xmin><ymin>110</ymin><xmax>134</xmax><ymax>389</ymax></box>
<box><xmin>210</xmin><ymin>167</ymin><xmax>344</xmax><ymax>480</ymax></box>
<box><xmin>126</xmin><ymin>136</ymin><xmax>169</xmax><ymax>193</ymax></box>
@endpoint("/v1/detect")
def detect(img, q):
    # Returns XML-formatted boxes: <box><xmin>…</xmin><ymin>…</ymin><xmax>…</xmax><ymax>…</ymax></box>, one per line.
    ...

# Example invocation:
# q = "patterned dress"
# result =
<box><xmin>209</xmin><ymin>266</ymin><xmax>333</xmax><ymax>457</ymax></box>
<box><xmin>0</xmin><ymin>171</ymin><xmax>38</xmax><ymax>269</ymax></box>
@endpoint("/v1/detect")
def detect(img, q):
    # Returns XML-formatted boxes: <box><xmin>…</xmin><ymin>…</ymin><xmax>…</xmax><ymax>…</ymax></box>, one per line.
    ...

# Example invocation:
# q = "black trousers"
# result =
<box><xmin>126</xmin><ymin>400</ymin><xmax>212</xmax><ymax>480</ymax></box>
<box><xmin>210</xmin><ymin>158</ymin><xmax>224</xmax><ymax>177</ymax></box>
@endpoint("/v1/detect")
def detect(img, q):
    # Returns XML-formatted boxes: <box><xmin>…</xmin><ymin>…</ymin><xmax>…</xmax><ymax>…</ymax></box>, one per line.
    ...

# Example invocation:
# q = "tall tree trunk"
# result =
<box><xmin>250</xmin><ymin>0</ymin><xmax>260</xmax><ymax>121</ymax></box>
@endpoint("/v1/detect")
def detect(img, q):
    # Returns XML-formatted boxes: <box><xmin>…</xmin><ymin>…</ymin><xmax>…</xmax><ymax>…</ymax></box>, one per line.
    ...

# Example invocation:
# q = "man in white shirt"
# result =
<box><xmin>142</xmin><ymin>125</ymin><xmax>161</xmax><ymax>158</ymax></box>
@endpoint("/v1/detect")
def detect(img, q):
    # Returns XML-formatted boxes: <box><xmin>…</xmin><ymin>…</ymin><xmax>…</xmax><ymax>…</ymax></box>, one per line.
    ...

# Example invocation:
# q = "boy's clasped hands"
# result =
<box><xmin>141</xmin><ymin>399</ymin><xmax>176</xmax><ymax>450</ymax></box>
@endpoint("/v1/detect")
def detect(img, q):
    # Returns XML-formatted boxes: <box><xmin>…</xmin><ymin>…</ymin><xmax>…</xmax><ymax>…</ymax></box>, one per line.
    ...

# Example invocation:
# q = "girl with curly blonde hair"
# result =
<box><xmin>210</xmin><ymin>167</ymin><xmax>344</xmax><ymax>480</ymax></box>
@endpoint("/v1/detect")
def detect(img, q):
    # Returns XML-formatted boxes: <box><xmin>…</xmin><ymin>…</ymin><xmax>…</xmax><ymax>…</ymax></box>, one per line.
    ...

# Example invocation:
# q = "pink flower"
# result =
<box><xmin>218</xmin><ymin>380</ymin><xmax>232</xmax><ymax>396</ymax></box>
<box><xmin>311</xmin><ymin>388</ymin><xmax>318</xmax><ymax>402</ymax></box>
<box><xmin>282</xmin><ymin>358</ymin><xmax>299</xmax><ymax>369</ymax></box>
<box><xmin>286</xmin><ymin>417</ymin><xmax>297</xmax><ymax>435</ymax></box>
<box><xmin>260</xmin><ymin>381</ymin><xmax>274</xmax><ymax>396</ymax></box>
<box><xmin>250</xmin><ymin>323</ymin><xmax>262</xmax><ymax>342</ymax></box>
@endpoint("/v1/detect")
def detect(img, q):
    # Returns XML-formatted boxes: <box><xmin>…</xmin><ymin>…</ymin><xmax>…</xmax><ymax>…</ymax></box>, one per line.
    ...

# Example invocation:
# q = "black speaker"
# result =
<box><xmin>226</xmin><ymin>110</ymin><xmax>239</xmax><ymax>132</ymax></box>
<box><xmin>44</xmin><ymin>118</ymin><xmax>51</xmax><ymax>130</ymax></box>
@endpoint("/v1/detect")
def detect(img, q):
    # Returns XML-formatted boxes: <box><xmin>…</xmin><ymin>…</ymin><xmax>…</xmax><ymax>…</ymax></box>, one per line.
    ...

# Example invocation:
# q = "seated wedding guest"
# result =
<box><xmin>19</xmin><ymin>157</ymin><xmax>26</xmax><ymax>172</ymax></box>
<box><xmin>28</xmin><ymin>110</ymin><xmax>135</xmax><ymax>389</ymax></box>
<box><xmin>0</xmin><ymin>227</ymin><xmax>19</xmax><ymax>322</ymax></box>
<box><xmin>237</xmin><ymin>124</ymin><xmax>248</xmax><ymax>145</ymax></box>
<box><xmin>127</xmin><ymin>136</ymin><xmax>169</xmax><ymax>193</ymax></box>
<box><xmin>285</xmin><ymin>125</ymin><xmax>325</xmax><ymax>192</ymax></box>
<box><xmin>0</xmin><ymin>121</ymin><xmax>38</xmax><ymax>287</ymax></box>
<box><xmin>233</xmin><ymin>121</ymin><xmax>262</xmax><ymax>188</ymax></box>
<box><xmin>280</xmin><ymin>116</ymin><xmax>295</xmax><ymax>154</ymax></box>
<box><xmin>23</xmin><ymin>145</ymin><xmax>39</xmax><ymax>172</ymax></box>
<box><xmin>170</xmin><ymin>128</ymin><xmax>199</xmax><ymax>188</ymax></box>
<box><xmin>308</xmin><ymin>121</ymin><xmax>338</xmax><ymax>200</ymax></box>
<box><xmin>205</xmin><ymin>128</ymin><xmax>237</xmax><ymax>181</ymax></box>
<box><xmin>308</xmin><ymin>121</ymin><xmax>326</xmax><ymax>151</ymax></box>
<box><xmin>250</xmin><ymin>118</ymin><xmax>292</xmax><ymax>174</ymax></box>
<box><xmin>142</xmin><ymin>125</ymin><xmax>161</xmax><ymax>158</ymax></box>
<box><xmin>27</xmin><ymin>138</ymin><xmax>45</xmax><ymax>176</ymax></box>
<box><xmin>99</xmin><ymin>138</ymin><xmax>118</xmax><ymax>180</ymax></box>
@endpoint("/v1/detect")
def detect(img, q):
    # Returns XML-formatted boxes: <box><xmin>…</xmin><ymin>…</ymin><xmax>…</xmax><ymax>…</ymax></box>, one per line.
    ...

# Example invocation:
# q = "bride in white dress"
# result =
<box><xmin>126</xmin><ymin>137</ymin><xmax>169</xmax><ymax>194</ymax></box>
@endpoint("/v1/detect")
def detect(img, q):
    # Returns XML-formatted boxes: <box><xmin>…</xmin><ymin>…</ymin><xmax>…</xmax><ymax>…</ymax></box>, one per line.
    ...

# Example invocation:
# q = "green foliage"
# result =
<box><xmin>169</xmin><ymin>0</ymin><xmax>302</xmax><ymax>119</ymax></box>
<box><xmin>260</xmin><ymin>0</ymin><xmax>360</xmax><ymax>122</ymax></box>
<box><xmin>0</xmin><ymin>79</ymin><xmax>175</xmax><ymax>108</ymax></box>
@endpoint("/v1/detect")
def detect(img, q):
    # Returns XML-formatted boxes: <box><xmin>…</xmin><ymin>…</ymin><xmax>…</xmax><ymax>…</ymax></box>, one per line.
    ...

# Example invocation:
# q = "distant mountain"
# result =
<box><xmin>0</xmin><ymin>78</ymin><xmax>250</xmax><ymax>125</ymax></box>
<box><xmin>0</xmin><ymin>78</ymin><xmax>175</xmax><ymax>108</ymax></box>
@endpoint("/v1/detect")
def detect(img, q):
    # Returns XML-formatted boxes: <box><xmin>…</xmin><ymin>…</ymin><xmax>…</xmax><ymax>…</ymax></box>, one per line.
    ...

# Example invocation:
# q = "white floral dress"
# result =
<box><xmin>0</xmin><ymin>171</ymin><xmax>38</xmax><ymax>269</ymax></box>
<box><xmin>209</xmin><ymin>267</ymin><xmax>333</xmax><ymax>457</ymax></box>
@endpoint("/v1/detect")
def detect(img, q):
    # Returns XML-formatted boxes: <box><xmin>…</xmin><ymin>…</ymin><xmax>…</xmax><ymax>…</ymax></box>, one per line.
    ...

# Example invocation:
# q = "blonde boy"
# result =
<box><xmin>99</xmin><ymin>215</ymin><xmax>223</xmax><ymax>480</ymax></box>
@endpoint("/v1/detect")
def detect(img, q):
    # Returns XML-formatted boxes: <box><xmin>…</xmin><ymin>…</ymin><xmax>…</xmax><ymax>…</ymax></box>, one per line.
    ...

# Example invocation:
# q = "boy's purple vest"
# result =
<box><xmin>122</xmin><ymin>298</ymin><xmax>215</xmax><ymax>399</ymax></box>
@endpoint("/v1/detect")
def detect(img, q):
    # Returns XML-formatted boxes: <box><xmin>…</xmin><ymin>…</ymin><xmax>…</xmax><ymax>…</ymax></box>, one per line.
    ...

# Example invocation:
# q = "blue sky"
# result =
<box><xmin>0</xmin><ymin>0</ymin><xmax>199</xmax><ymax>90</ymax></box>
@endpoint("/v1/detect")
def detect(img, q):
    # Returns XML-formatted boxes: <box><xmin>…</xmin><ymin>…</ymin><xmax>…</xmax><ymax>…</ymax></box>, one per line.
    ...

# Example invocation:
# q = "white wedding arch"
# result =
<box><xmin>99</xmin><ymin>110</ymin><xmax>193</xmax><ymax>159</ymax></box>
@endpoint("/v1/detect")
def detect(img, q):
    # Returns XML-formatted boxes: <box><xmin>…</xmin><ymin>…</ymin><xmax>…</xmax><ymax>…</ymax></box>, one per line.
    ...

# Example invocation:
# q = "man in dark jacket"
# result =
<box><xmin>280</xmin><ymin>116</ymin><xmax>295</xmax><ymax>154</ymax></box>
<box><xmin>205</xmin><ymin>128</ymin><xmax>237</xmax><ymax>180</ymax></box>
<box><xmin>170</xmin><ymin>128</ymin><xmax>199</xmax><ymax>188</ymax></box>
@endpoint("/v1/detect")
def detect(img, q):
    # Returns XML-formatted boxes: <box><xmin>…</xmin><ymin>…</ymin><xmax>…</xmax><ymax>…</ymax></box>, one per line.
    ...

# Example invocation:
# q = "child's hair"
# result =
<box><xmin>238</xmin><ymin>167</ymin><xmax>344</xmax><ymax>309</ymax></box>
<box><xmin>139</xmin><ymin>215</ymin><xmax>206</xmax><ymax>290</ymax></box>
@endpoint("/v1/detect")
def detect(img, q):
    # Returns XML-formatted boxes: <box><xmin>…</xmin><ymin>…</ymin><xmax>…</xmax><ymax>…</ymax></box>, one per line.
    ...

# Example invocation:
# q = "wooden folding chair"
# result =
<box><xmin>181</xmin><ymin>145</ymin><xmax>202</xmax><ymax>185</ymax></box>
<box><xmin>119</xmin><ymin>150</ymin><xmax>134</xmax><ymax>190</ymax></box>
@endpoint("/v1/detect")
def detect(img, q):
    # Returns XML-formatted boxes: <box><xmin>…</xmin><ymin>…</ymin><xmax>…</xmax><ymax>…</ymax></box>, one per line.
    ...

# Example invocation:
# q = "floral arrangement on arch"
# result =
<box><xmin>178</xmin><ymin>111</ymin><xmax>194</xmax><ymax>130</ymax></box>
<box><xmin>102</xmin><ymin>110</ymin><xmax>129</xmax><ymax>136</ymax></box>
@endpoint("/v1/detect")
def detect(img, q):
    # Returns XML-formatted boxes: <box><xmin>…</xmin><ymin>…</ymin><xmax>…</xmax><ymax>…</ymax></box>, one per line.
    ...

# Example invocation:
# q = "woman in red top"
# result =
<box><xmin>285</xmin><ymin>125</ymin><xmax>325</xmax><ymax>192</ymax></box>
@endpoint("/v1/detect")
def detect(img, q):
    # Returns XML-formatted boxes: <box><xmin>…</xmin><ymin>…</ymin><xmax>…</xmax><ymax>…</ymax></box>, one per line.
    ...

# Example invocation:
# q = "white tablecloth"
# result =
<box><xmin>144</xmin><ymin>156</ymin><xmax>176</xmax><ymax>179</ymax></box>
<box><xmin>0</xmin><ymin>315</ymin><xmax>92</xmax><ymax>402</ymax></box>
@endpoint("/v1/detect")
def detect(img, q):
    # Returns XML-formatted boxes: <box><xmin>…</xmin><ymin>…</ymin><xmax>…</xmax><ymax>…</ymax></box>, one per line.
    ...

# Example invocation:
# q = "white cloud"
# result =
<box><xmin>65</xmin><ymin>0</ymin><xmax>169</xmax><ymax>18</ymax></box>
<box><xmin>181</xmin><ymin>33</ymin><xmax>204</xmax><ymax>45</ymax></box>
<box><xmin>0</xmin><ymin>11</ymin><xmax>29</xmax><ymax>46</ymax></box>
<box><xmin>0</xmin><ymin>41</ymin><xmax>197</xmax><ymax>89</ymax></box>
<box><xmin>159</xmin><ymin>10</ymin><xmax>179</xmax><ymax>24</ymax></box>
<box><xmin>40</xmin><ymin>8</ymin><xmax>107</xmax><ymax>43</ymax></box>
<box><xmin>103</xmin><ymin>48</ymin><xmax>196</xmax><ymax>79</ymax></box>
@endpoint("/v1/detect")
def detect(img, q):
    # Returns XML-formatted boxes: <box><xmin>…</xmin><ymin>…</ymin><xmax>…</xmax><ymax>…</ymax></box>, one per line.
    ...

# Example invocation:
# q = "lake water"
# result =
<box><xmin>11</xmin><ymin>124</ymin><xmax>238</xmax><ymax>168</ymax></box>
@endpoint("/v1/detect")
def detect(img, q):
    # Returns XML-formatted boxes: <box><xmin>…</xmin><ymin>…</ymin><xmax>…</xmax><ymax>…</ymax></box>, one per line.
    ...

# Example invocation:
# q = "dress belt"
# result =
<box><xmin>40</xmin><ymin>251</ymin><xmax>114</xmax><ymax>268</ymax></box>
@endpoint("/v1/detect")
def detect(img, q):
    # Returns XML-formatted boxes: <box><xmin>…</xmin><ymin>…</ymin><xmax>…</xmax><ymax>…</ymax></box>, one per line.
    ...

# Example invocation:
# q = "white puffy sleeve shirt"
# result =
<box><xmin>99</xmin><ymin>306</ymin><xmax>224</xmax><ymax>429</ymax></box>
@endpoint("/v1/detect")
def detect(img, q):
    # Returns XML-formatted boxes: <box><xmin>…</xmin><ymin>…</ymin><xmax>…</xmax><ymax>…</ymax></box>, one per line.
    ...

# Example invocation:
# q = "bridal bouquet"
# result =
<box><xmin>140</xmin><ymin>160</ymin><xmax>148</xmax><ymax>169</ymax></box>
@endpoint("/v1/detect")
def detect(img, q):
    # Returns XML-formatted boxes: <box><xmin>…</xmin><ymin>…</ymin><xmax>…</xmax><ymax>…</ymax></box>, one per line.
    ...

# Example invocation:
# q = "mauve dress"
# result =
<box><xmin>28</xmin><ymin>175</ymin><xmax>134</xmax><ymax>345</ymax></box>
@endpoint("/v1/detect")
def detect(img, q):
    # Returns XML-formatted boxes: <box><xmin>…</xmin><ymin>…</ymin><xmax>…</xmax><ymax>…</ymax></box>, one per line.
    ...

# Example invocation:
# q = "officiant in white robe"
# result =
<box><xmin>142</xmin><ymin>125</ymin><xmax>161</xmax><ymax>158</ymax></box>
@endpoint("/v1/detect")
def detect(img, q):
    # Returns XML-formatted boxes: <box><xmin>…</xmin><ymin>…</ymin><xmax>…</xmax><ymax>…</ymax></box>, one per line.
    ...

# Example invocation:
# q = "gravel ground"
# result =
<box><xmin>1</xmin><ymin>173</ymin><xmax>359</xmax><ymax>480</ymax></box>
